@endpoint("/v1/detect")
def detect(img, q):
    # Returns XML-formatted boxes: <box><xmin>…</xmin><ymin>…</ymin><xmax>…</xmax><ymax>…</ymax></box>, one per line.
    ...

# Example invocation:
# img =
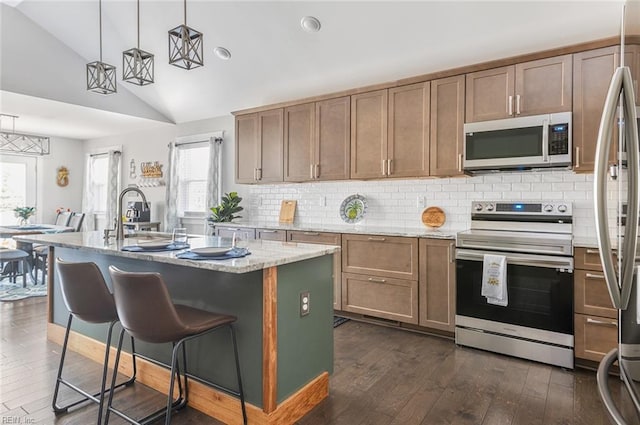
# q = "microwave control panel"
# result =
<box><xmin>548</xmin><ymin>123</ymin><xmax>569</xmax><ymax>155</ymax></box>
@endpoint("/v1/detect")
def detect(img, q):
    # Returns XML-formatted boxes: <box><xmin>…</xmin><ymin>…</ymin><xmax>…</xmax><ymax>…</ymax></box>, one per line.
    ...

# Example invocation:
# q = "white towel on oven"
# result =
<box><xmin>481</xmin><ymin>254</ymin><xmax>508</xmax><ymax>307</ymax></box>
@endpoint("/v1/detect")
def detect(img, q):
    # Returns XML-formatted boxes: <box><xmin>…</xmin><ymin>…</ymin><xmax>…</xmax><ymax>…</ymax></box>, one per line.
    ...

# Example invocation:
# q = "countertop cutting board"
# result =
<box><xmin>279</xmin><ymin>200</ymin><xmax>297</xmax><ymax>224</ymax></box>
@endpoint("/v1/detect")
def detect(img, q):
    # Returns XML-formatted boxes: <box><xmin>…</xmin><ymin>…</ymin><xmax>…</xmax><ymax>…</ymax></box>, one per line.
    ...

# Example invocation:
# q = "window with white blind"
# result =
<box><xmin>176</xmin><ymin>143</ymin><xmax>210</xmax><ymax>216</ymax></box>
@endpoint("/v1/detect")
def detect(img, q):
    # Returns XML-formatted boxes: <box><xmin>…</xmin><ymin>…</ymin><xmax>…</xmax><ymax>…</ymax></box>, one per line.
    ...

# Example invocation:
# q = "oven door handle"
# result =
<box><xmin>456</xmin><ymin>249</ymin><xmax>573</xmax><ymax>270</ymax></box>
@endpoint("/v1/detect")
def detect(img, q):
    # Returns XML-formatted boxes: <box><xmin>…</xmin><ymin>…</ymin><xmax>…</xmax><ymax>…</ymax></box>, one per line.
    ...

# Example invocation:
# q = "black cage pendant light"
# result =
<box><xmin>86</xmin><ymin>0</ymin><xmax>117</xmax><ymax>94</ymax></box>
<box><xmin>123</xmin><ymin>0</ymin><xmax>154</xmax><ymax>85</ymax></box>
<box><xmin>168</xmin><ymin>0</ymin><xmax>203</xmax><ymax>70</ymax></box>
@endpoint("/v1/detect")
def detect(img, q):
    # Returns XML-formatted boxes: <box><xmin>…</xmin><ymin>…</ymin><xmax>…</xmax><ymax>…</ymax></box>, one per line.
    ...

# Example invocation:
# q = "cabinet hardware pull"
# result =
<box><xmin>315</xmin><ymin>164</ymin><xmax>320</xmax><ymax>179</ymax></box>
<box><xmin>586</xmin><ymin>318</ymin><xmax>618</xmax><ymax>327</ymax></box>
<box><xmin>585</xmin><ymin>249</ymin><xmax>600</xmax><ymax>254</ymax></box>
<box><xmin>367</xmin><ymin>237</ymin><xmax>386</xmax><ymax>242</ymax></box>
<box><xmin>449</xmin><ymin>243</ymin><xmax>455</xmax><ymax>263</ymax></box>
<box><xmin>303</xmin><ymin>232</ymin><xmax>320</xmax><ymax>236</ymax></box>
<box><xmin>258</xmin><ymin>168</ymin><xmax>262</xmax><ymax>180</ymax></box>
<box><xmin>226</xmin><ymin>228</ymin><xmax>240</xmax><ymax>231</ymax></box>
<box><xmin>457</xmin><ymin>154</ymin><xmax>463</xmax><ymax>172</ymax></box>
<box><xmin>387</xmin><ymin>159</ymin><xmax>392</xmax><ymax>175</ymax></box>
<box><xmin>516</xmin><ymin>94</ymin><xmax>521</xmax><ymax>115</ymax></box>
<box><xmin>310</xmin><ymin>164</ymin><xmax>314</xmax><ymax>179</ymax></box>
<box><xmin>381</xmin><ymin>159</ymin><xmax>386</xmax><ymax>176</ymax></box>
<box><xmin>508</xmin><ymin>95</ymin><xmax>513</xmax><ymax>116</ymax></box>
<box><xmin>575</xmin><ymin>147</ymin><xmax>580</xmax><ymax>168</ymax></box>
<box><xmin>253</xmin><ymin>168</ymin><xmax>257</xmax><ymax>181</ymax></box>
<box><xmin>261</xmin><ymin>230</ymin><xmax>277</xmax><ymax>233</ymax></box>
<box><xmin>368</xmin><ymin>277</ymin><xmax>387</xmax><ymax>283</ymax></box>
<box><xmin>586</xmin><ymin>273</ymin><xmax>605</xmax><ymax>279</ymax></box>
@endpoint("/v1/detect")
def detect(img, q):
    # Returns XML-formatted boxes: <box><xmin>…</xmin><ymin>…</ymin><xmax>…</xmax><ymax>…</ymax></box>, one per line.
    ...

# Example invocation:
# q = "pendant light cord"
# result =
<box><xmin>183</xmin><ymin>0</ymin><xmax>187</xmax><ymax>26</ymax></box>
<box><xmin>137</xmin><ymin>0</ymin><xmax>140</xmax><ymax>49</ymax></box>
<box><xmin>98</xmin><ymin>0</ymin><xmax>103</xmax><ymax>61</ymax></box>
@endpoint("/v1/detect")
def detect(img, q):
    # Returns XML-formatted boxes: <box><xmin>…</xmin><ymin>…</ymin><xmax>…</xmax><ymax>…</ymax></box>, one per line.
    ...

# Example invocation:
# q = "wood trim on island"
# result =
<box><xmin>262</xmin><ymin>266</ymin><xmax>278</xmax><ymax>414</ymax></box>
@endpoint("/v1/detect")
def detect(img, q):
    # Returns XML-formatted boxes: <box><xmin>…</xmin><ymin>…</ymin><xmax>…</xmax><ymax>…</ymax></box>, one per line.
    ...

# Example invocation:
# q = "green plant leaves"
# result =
<box><xmin>209</xmin><ymin>192</ymin><xmax>243</xmax><ymax>222</ymax></box>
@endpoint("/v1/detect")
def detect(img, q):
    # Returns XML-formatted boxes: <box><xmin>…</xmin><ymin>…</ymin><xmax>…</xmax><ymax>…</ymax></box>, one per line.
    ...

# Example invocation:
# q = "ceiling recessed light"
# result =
<box><xmin>300</xmin><ymin>16</ymin><xmax>321</xmax><ymax>33</ymax></box>
<box><xmin>213</xmin><ymin>46</ymin><xmax>231</xmax><ymax>60</ymax></box>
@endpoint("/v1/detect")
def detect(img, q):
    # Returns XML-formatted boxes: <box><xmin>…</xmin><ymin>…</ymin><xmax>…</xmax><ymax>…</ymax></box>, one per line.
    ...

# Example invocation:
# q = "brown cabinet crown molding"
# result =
<box><xmin>232</xmin><ymin>36</ymin><xmax>622</xmax><ymax>116</ymax></box>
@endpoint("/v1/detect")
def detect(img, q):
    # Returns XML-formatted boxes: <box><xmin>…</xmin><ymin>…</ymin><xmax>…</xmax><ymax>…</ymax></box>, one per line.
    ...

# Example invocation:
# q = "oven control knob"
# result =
<box><xmin>474</xmin><ymin>204</ymin><xmax>483</xmax><ymax>211</ymax></box>
<box><xmin>558</xmin><ymin>204</ymin><xmax>567</xmax><ymax>213</ymax></box>
<box><xmin>544</xmin><ymin>204</ymin><xmax>554</xmax><ymax>213</ymax></box>
<box><xmin>486</xmin><ymin>204</ymin><xmax>494</xmax><ymax>211</ymax></box>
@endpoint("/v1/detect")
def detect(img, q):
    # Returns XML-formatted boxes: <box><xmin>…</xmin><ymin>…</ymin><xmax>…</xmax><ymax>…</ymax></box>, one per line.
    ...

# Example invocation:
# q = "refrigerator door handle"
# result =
<box><xmin>619</xmin><ymin>68</ymin><xmax>640</xmax><ymax>311</ymax></box>
<box><xmin>595</xmin><ymin>67</ymin><xmax>626</xmax><ymax>308</ymax></box>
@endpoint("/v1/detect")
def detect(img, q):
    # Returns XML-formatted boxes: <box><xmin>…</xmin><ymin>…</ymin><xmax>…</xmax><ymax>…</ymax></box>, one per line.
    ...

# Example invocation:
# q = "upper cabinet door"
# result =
<box><xmin>351</xmin><ymin>90</ymin><xmax>388</xmax><ymax>179</ymax></box>
<box><xmin>573</xmin><ymin>46</ymin><xmax>619</xmax><ymax>172</ymax></box>
<box><xmin>626</xmin><ymin>45</ymin><xmax>640</xmax><ymax>105</ymax></box>
<box><xmin>515</xmin><ymin>54</ymin><xmax>572</xmax><ymax>116</ymax></box>
<box><xmin>235</xmin><ymin>113</ymin><xmax>259</xmax><ymax>183</ymax></box>
<box><xmin>258</xmin><ymin>109</ymin><xmax>284</xmax><ymax>183</ymax></box>
<box><xmin>388</xmin><ymin>82</ymin><xmax>430</xmax><ymax>178</ymax></box>
<box><xmin>465</xmin><ymin>66</ymin><xmax>514</xmax><ymax>122</ymax></box>
<box><xmin>430</xmin><ymin>75</ymin><xmax>465</xmax><ymax>177</ymax></box>
<box><xmin>315</xmin><ymin>96</ymin><xmax>350</xmax><ymax>181</ymax></box>
<box><xmin>284</xmin><ymin>103</ymin><xmax>315</xmax><ymax>182</ymax></box>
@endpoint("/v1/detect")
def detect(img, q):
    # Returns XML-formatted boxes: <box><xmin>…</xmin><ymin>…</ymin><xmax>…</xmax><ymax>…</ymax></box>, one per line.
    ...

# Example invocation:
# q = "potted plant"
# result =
<box><xmin>14</xmin><ymin>206</ymin><xmax>36</xmax><ymax>226</ymax></box>
<box><xmin>209</xmin><ymin>192</ymin><xmax>243</xmax><ymax>223</ymax></box>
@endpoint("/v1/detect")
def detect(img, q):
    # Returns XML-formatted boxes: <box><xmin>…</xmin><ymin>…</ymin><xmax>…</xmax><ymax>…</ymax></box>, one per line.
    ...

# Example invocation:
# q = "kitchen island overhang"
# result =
<box><xmin>16</xmin><ymin>232</ymin><xmax>339</xmax><ymax>425</ymax></box>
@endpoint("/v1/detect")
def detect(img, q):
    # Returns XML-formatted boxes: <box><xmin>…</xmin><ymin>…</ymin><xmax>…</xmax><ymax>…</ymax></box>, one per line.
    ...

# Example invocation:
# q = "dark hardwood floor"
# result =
<box><xmin>1</xmin><ymin>297</ymin><xmax>638</xmax><ymax>424</ymax></box>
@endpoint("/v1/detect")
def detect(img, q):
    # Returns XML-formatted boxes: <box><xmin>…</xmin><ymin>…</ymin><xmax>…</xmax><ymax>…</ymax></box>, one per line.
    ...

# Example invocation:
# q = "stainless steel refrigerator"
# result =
<box><xmin>595</xmin><ymin>2</ymin><xmax>640</xmax><ymax>423</ymax></box>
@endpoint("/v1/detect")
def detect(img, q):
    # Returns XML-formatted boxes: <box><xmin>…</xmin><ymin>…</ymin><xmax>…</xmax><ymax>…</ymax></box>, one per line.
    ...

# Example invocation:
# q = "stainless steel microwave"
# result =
<box><xmin>463</xmin><ymin>112</ymin><xmax>572</xmax><ymax>173</ymax></box>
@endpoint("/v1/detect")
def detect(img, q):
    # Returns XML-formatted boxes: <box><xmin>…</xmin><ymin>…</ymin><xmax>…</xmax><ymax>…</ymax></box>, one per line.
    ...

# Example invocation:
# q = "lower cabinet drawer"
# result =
<box><xmin>575</xmin><ymin>313</ymin><xmax>618</xmax><ymax>362</ymax></box>
<box><xmin>287</xmin><ymin>231</ymin><xmax>341</xmax><ymax>245</ymax></box>
<box><xmin>256</xmin><ymin>228</ymin><xmax>286</xmax><ymax>241</ymax></box>
<box><xmin>341</xmin><ymin>272</ymin><xmax>418</xmax><ymax>324</ymax></box>
<box><xmin>215</xmin><ymin>227</ymin><xmax>256</xmax><ymax>239</ymax></box>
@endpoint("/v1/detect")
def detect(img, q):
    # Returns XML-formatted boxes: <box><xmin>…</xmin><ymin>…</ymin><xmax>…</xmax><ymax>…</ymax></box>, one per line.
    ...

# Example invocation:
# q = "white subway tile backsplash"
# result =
<box><xmin>243</xmin><ymin>170</ymin><xmax>601</xmax><ymax>237</ymax></box>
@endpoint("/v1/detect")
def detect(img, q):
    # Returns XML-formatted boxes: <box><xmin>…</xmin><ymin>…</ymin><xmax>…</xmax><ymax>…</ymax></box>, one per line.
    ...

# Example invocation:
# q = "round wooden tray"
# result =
<box><xmin>421</xmin><ymin>206</ymin><xmax>446</xmax><ymax>228</ymax></box>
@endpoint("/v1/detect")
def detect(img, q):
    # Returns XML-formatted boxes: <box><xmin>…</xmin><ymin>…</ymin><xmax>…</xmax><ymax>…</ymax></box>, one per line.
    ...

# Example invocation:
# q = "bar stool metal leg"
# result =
<box><xmin>52</xmin><ymin>314</ymin><xmax>137</xmax><ymax>422</ymax></box>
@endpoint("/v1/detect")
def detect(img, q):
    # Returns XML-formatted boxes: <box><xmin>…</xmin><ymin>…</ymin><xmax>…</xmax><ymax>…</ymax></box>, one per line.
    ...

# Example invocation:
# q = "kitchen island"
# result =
<box><xmin>15</xmin><ymin>231</ymin><xmax>340</xmax><ymax>425</ymax></box>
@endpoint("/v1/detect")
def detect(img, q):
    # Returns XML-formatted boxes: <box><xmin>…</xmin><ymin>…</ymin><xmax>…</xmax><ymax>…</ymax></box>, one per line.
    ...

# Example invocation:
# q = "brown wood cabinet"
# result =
<box><xmin>387</xmin><ymin>82</ymin><xmax>430</xmax><ymax>177</ymax></box>
<box><xmin>342</xmin><ymin>272</ymin><xmax>418</xmax><ymax>324</ymax></box>
<box><xmin>284</xmin><ymin>97</ymin><xmax>350</xmax><ymax>182</ymax></box>
<box><xmin>255</xmin><ymin>228</ymin><xmax>286</xmax><ymax>241</ymax></box>
<box><xmin>351</xmin><ymin>83</ymin><xmax>430</xmax><ymax>179</ymax></box>
<box><xmin>418</xmin><ymin>239</ymin><xmax>456</xmax><ymax>332</ymax></box>
<box><xmin>430</xmin><ymin>75</ymin><xmax>465</xmax><ymax>177</ymax></box>
<box><xmin>342</xmin><ymin>234</ymin><xmax>418</xmax><ymax>280</ymax></box>
<box><xmin>350</xmin><ymin>90</ymin><xmax>388</xmax><ymax>179</ymax></box>
<box><xmin>627</xmin><ymin>44</ymin><xmax>640</xmax><ymax>105</ymax></box>
<box><xmin>341</xmin><ymin>234</ymin><xmax>419</xmax><ymax>324</ymax></box>
<box><xmin>574</xmin><ymin>247</ymin><xmax>618</xmax><ymax>363</ymax></box>
<box><xmin>287</xmin><ymin>231</ymin><xmax>342</xmax><ymax>310</ymax></box>
<box><xmin>466</xmin><ymin>55</ymin><xmax>572</xmax><ymax>122</ymax></box>
<box><xmin>214</xmin><ymin>226</ymin><xmax>256</xmax><ymax>240</ymax></box>
<box><xmin>573</xmin><ymin>46</ymin><xmax>620</xmax><ymax>172</ymax></box>
<box><xmin>235</xmin><ymin>109</ymin><xmax>284</xmax><ymax>183</ymax></box>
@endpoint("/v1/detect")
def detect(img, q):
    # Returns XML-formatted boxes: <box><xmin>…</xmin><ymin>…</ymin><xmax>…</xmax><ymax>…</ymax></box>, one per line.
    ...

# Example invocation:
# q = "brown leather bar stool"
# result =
<box><xmin>53</xmin><ymin>259</ymin><xmax>137</xmax><ymax>425</ymax></box>
<box><xmin>106</xmin><ymin>266</ymin><xmax>247</xmax><ymax>425</ymax></box>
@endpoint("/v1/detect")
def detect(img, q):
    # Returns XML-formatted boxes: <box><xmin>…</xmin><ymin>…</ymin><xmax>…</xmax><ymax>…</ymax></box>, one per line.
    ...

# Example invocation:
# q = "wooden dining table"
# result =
<box><xmin>0</xmin><ymin>224</ymin><xmax>74</xmax><ymax>282</ymax></box>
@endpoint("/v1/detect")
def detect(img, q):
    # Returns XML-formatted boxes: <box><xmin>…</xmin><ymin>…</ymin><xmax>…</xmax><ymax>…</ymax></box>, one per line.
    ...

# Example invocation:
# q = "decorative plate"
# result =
<box><xmin>190</xmin><ymin>247</ymin><xmax>234</xmax><ymax>257</ymax></box>
<box><xmin>135</xmin><ymin>239</ymin><xmax>173</xmax><ymax>249</ymax></box>
<box><xmin>340</xmin><ymin>194</ymin><xmax>367</xmax><ymax>224</ymax></box>
<box><xmin>421</xmin><ymin>206</ymin><xmax>446</xmax><ymax>228</ymax></box>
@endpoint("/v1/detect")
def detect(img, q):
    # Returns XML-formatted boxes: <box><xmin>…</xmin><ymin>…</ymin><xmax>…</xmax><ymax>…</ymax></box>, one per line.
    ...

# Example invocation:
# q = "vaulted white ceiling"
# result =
<box><xmin>0</xmin><ymin>1</ymin><xmax>627</xmax><ymax>140</ymax></box>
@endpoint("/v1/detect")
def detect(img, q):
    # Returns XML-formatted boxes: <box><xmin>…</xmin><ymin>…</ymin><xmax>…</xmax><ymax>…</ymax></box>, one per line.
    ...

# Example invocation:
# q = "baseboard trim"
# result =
<box><xmin>47</xmin><ymin>323</ymin><xmax>328</xmax><ymax>425</ymax></box>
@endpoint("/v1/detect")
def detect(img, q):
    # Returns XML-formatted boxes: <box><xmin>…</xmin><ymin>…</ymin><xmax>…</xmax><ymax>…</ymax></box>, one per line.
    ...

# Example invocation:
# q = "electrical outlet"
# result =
<box><xmin>319</xmin><ymin>196</ymin><xmax>326</xmax><ymax>207</ymax></box>
<box><xmin>417</xmin><ymin>195</ymin><xmax>425</xmax><ymax>209</ymax></box>
<box><xmin>300</xmin><ymin>291</ymin><xmax>310</xmax><ymax>317</ymax></box>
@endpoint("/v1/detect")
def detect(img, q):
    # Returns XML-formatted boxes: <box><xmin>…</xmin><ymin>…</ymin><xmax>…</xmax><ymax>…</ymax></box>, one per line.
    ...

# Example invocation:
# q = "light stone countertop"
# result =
<box><xmin>15</xmin><ymin>231</ymin><xmax>340</xmax><ymax>274</ymax></box>
<box><xmin>212</xmin><ymin>221</ymin><xmax>457</xmax><ymax>239</ymax></box>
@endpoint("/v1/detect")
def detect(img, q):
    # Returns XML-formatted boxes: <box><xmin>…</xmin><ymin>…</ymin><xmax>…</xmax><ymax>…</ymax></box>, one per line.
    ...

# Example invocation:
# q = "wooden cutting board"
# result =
<box><xmin>422</xmin><ymin>206</ymin><xmax>446</xmax><ymax>228</ymax></box>
<box><xmin>279</xmin><ymin>200</ymin><xmax>297</xmax><ymax>224</ymax></box>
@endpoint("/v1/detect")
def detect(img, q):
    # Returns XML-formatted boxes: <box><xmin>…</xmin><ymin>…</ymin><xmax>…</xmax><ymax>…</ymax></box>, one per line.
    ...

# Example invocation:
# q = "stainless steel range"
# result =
<box><xmin>455</xmin><ymin>201</ymin><xmax>574</xmax><ymax>369</ymax></box>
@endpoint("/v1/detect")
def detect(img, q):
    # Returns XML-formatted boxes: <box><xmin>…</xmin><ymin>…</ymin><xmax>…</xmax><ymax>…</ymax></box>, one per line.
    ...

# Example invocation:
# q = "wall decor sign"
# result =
<box><xmin>56</xmin><ymin>166</ymin><xmax>69</xmax><ymax>187</ymax></box>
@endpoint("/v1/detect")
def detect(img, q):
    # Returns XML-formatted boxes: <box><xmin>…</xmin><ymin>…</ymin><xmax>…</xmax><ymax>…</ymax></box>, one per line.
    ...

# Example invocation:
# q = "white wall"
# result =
<box><xmin>37</xmin><ymin>136</ymin><xmax>85</xmax><ymax>224</ymax></box>
<box><xmin>83</xmin><ymin>115</ymin><xmax>238</xmax><ymax>233</ymax></box>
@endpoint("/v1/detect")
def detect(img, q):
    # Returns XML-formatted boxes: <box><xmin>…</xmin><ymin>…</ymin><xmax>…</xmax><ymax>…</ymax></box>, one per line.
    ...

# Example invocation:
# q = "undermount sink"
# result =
<box><xmin>125</xmin><ymin>231</ymin><xmax>173</xmax><ymax>240</ymax></box>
